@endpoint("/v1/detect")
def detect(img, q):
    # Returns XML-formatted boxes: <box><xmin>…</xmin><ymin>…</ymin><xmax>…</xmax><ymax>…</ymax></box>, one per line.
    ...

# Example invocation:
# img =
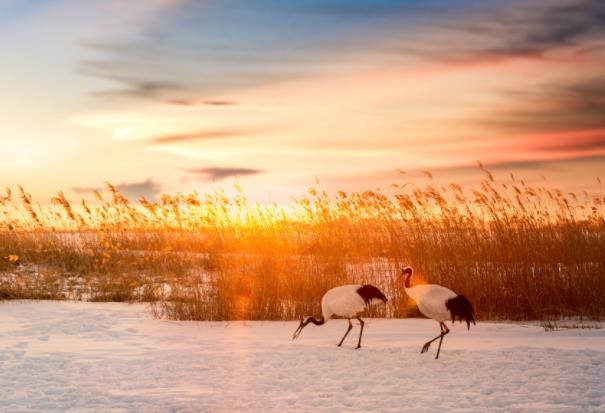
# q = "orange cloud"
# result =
<box><xmin>152</xmin><ymin>129</ymin><xmax>254</xmax><ymax>144</ymax></box>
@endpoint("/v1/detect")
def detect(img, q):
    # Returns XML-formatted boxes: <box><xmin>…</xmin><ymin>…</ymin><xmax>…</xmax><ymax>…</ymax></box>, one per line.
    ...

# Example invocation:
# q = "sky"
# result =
<box><xmin>1</xmin><ymin>0</ymin><xmax>604</xmax><ymax>202</ymax></box>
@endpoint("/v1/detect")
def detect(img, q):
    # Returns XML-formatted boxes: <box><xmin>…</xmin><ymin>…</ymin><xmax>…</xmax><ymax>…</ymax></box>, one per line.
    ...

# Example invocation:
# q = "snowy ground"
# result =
<box><xmin>1</xmin><ymin>301</ymin><xmax>604</xmax><ymax>413</ymax></box>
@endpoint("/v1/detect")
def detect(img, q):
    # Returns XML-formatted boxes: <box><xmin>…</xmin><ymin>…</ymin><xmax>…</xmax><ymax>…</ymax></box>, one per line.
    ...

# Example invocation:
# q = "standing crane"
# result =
<box><xmin>401</xmin><ymin>266</ymin><xmax>475</xmax><ymax>359</ymax></box>
<box><xmin>292</xmin><ymin>284</ymin><xmax>387</xmax><ymax>348</ymax></box>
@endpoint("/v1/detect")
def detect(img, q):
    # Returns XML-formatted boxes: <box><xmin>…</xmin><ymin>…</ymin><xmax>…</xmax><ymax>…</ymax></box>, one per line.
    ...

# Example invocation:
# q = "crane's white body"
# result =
<box><xmin>321</xmin><ymin>284</ymin><xmax>367</xmax><ymax>320</ymax></box>
<box><xmin>405</xmin><ymin>284</ymin><xmax>457</xmax><ymax>323</ymax></box>
<box><xmin>401</xmin><ymin>267</ymin><xmax>474</xmax><ymax>359</ymax></box>
<box><xmin>293</xmin><ymin>283</ymin><xmax>386</xmax><ymax>348</ymax></box>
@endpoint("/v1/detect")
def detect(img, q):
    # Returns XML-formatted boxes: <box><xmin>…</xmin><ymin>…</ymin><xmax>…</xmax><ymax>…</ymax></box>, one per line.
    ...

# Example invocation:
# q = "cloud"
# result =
<box><xmin>539</xmin><ymin>132</ymin><xmax>605</xmax><ymax>152</ymax></box>
<box><xmin>405</xmin><ymin>0</ymin><xmax>605</xmax><ymax>63</ymax></box>
<box><xmin>164</xmin><ymin>99</ymin><xmax>239</xmax><ymax>106</ymax></box>
<box><xmin>152</xmin><ymin>129</ymin><xmax>250</xmax><ymax>144</ymax></box>
<box><xmin>72</xmin><ymin>180</ymin><xmax>161</xmax><ymax>201</ymax></box>
<box><xmin>185</xmin><ymin>167</ymin><xmax>262</xmax><ymax>181</ymax></box>
<box><xmin>513</xmin><ymin>0</ymin><xmax>605</xmax><ymax>52</ymax></box>
<box><xmin>115</xmin><ymin>179</ymin><xmax>162</xmax><ymax>200</ymax></box>
<box><xmin>473</xmin><ymin>154</ymin><xmax>605</xmax><ymax>171</ymax></box>
<box><xmin>78</xmin><ymin>0</ymin><xmax>419</xmax><ymax>101</ymax></box>
<box><xmin>405</xmin><ymin>154</ymin><xmax>605</xmax><ymax>175</ymax></box>
<box><xmin>82</xmin><ymin>71</ymin><xmax>182</xmax><ymax>99</ymax></box>
<box><xmin>79</xmin><ymin>0</ymin><xmax>605</xmax><ymax>105</ymax></box>
<box><xmin>71</xmin><ymin>185</ymin><xmax>102</xmax><ymax>194</ymax></box>
<box><xmin>484</xmin><ymin>77</ymin><xmax>605</xmax><ymax>132</ymax></box>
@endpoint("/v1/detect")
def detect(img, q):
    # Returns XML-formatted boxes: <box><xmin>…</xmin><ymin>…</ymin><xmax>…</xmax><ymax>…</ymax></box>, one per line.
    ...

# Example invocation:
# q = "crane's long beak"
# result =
<box><xmin>292</xmin><ymin>316</ymin><xmax>305</xmax><ymax>340</ymax></box>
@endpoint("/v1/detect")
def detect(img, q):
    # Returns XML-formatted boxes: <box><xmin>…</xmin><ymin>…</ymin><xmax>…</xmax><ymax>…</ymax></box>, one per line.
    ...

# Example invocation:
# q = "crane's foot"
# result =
<box><xmin>421</xmin><ymin>342</ymin><xmax>431</xmax><ymax>354</ymax></box>
<box><xmin>355</xmin><ymin>345</ymin><xmax>361</xmax><ymax>349</ymax></box>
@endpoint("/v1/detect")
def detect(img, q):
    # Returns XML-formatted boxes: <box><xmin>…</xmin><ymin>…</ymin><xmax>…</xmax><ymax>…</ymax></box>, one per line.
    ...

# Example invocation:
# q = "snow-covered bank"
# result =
<box><xmin>1</xmin><ymin>301</ymin><xmax>603</xmax><ymax>412</ymax></box>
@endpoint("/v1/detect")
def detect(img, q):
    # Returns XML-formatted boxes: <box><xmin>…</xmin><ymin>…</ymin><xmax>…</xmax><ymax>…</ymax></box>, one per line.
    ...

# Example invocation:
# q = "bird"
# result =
<box><xmin>292</xmin><ymin>284</ymin><xmax>388</xmax><ymax>348</ymax></box>
<box><xmin>400</xmin><ymin>266</ymin><xmax>475</xmax><ymax>359</ymax></box>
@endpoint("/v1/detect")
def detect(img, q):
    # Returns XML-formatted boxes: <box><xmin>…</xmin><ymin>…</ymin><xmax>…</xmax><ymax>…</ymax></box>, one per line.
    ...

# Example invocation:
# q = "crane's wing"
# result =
<box><xmin>322</xmin><ymin>285</ymin><xmax>366</xmax><ymax>318</ymax></box>
<box><xmin>408</xmin><ymin>284</ymin><xmax>457</xmax><ymax>322</ymax></box>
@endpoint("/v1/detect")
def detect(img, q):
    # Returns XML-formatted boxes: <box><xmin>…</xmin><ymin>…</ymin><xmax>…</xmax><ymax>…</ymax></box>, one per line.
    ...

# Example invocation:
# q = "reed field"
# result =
<box><xmin>1</xmin><ymin>167</ymin><xmax>604</xmax><ymax>321</ymax></box>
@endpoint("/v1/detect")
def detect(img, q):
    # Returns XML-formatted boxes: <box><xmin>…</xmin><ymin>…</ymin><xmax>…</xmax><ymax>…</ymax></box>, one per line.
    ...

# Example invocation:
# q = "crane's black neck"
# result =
<box><xmin>304</xmin><ymin>316</ymin><xmax>325</xmax><ymax>326</ymax></box>
<box><xmin>292</xmin><ymin>315</ymin><xmax>325</xmax><ymax>340</ymax></box>
<box><xmin>402</xmin><ymin>267</ymin><xmax>413</xmax><ymax>288</ymax></box>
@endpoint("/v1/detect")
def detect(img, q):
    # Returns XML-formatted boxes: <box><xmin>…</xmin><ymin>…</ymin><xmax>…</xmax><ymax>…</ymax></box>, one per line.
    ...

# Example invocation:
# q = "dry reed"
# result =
<box><xmin>0</xmin><ymin>171</ymin><xmax>603</xmax><ymax>321</ymax></box>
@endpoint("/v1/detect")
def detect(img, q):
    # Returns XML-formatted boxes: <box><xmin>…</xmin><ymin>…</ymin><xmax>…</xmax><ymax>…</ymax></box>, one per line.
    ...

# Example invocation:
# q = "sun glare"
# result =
<box><xmin>5</xmin><ymin>141</ymin><xmax>39</xmax><ymax>165</ymax></box>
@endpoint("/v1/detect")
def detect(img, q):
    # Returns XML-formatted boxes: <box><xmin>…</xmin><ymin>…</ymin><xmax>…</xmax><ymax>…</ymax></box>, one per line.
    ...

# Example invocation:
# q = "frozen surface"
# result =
<box><xmin>0</xmin><ymin>301</ymin><xmax>604</xmax><ymax>412</ymax></box>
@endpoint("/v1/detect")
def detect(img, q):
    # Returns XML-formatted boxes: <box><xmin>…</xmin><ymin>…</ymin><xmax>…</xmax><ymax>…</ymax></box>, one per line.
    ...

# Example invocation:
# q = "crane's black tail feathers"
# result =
<box><xmin>445</xmin><ymin>294</ymin><xmax>476</xmax><ymax>330</ymax></box>
<box><xmin>357</xmin><ymin>284</ymin><xmax>388</xmax><ymax>305</ymax></box>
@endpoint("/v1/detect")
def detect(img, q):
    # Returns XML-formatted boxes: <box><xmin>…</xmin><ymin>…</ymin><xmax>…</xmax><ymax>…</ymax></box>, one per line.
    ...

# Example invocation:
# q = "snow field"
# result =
<box><xmin>0</xmin><ymin>301</ymin><xmax>604</xmax><ymax>412</ymax></box>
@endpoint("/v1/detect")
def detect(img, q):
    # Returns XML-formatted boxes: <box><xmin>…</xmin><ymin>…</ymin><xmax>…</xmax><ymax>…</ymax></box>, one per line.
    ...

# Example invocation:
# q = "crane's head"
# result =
<box><xmin>292</xmin><ymin>315</ymin><xmax>325</xmax><ymax>340</ymax></box>
<box><xmin>292</xmin><ymin>316</ymin><xmax>307</xmax><ymax>340</ymax></box>
<box><xmin>400</xmin><ymin>266</ymin><xmax>413</xmax><ymax>288</ymax></box>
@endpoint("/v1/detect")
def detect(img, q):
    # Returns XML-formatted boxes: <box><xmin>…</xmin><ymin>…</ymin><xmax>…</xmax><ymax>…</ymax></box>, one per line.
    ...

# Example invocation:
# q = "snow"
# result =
<box><xmin>1</xmin><ymin>301</ymin><xmax>604</xmax><ymax>412</ymax></box>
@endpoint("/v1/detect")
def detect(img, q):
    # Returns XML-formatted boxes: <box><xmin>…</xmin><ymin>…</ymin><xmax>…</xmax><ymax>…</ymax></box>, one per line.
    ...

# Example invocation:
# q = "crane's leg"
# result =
<box><xmin>355</xmin><ymin>317</ymin><xmax>365</xmax><ymax>349</ymax></box>
<box><xmin>435</xmin><ymin>322</ymin><xmax>450</xmax><ymax>359</ymax></box>
<box><xmin>421</xmin><ymin>322</ymin><xmax>448</xmax><ymax>355</ymax></box>
<box><xmin>338</xmin><ymin>319</ymin><xmax>354</xmax><ymax>347</ymax></box>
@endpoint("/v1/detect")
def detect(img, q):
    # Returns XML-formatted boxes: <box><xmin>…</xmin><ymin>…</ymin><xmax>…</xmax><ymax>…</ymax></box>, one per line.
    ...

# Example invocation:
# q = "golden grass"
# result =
<box><xmin>1</xmin><ymin>168</ymin><xmax>604</xmax><ymax>320</ymax></box>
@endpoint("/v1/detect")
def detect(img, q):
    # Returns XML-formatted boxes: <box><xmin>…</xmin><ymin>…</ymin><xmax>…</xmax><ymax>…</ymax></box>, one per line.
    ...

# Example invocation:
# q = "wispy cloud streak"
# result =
<box><xmin>484</xmin><ymin>77</ymin><xmax>605</xmax><ymax>132</ymax></box>
<box><xmin>152</xmin><ymin>129</ymin><xmax>252</xmax><ymax>144</ymax></box>
<box><xmin>71</xmin><ymin>179</ymin><xmax>162</xmax><ymax>201</ymax></box>
<box><xmin>186</xmin><ymin>167</ymin><xmax>262</xmax><ymax>181</ymax></box>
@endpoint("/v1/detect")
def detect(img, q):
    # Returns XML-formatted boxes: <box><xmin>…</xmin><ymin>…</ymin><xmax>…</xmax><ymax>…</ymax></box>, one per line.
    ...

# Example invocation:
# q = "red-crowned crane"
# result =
<box><xmin>401</xmin><ymin>266</ymin><xmax>475</xmax><ymax>359</ymax></box>
<box><xmin>292</xmin><ymin>284</ymin><xmax>387</xmax><ymax>348</ymax></box>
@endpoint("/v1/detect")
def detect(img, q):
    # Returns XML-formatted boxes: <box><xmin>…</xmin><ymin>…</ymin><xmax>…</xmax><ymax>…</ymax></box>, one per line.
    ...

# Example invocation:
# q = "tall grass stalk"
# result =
<box><xmin>1</xmin><ymin>173</ymin><xmax>603</xmax><ymax>320</ymax></box>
